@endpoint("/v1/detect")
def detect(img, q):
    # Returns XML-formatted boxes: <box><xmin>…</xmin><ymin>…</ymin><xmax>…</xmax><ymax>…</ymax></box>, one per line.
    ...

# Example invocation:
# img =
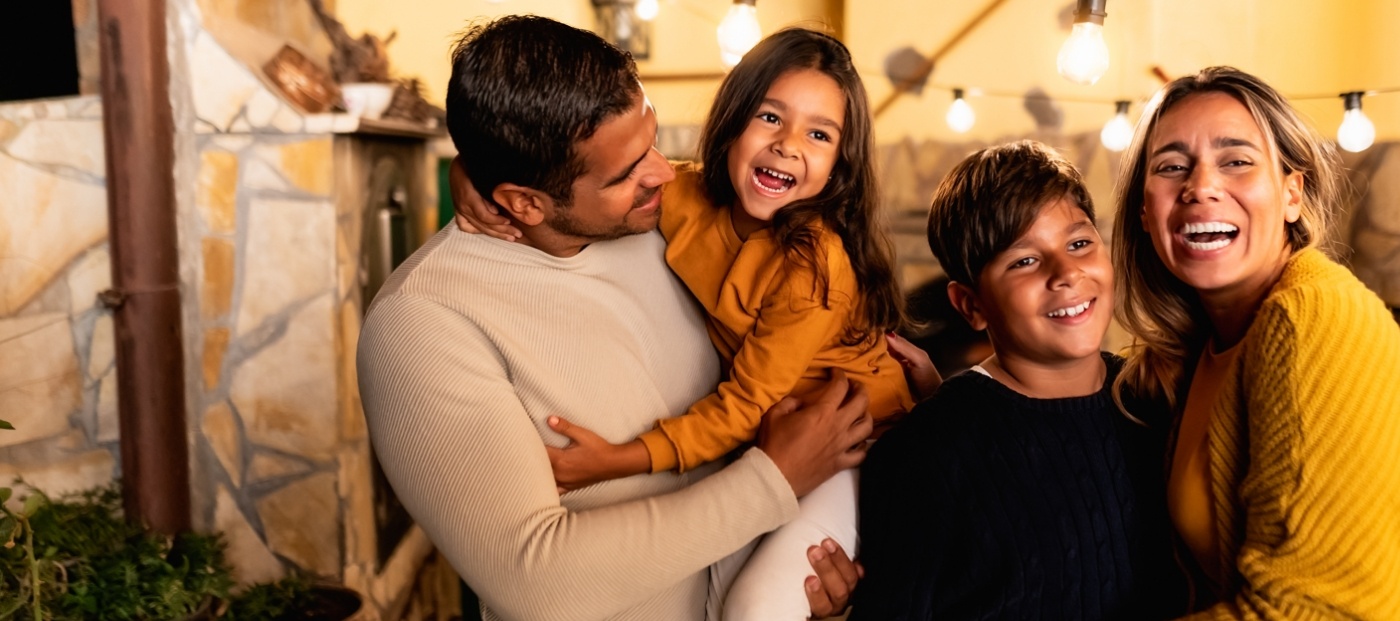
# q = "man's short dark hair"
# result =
<box><xmin>925</xmin><ymin>140</ymin><xmax>1095</xmax><ymax>288</ymax></box>
<box><xmin>446</xmin><ymin>16</ymin><xmax>641</xmax><ymax>204</ymax></box>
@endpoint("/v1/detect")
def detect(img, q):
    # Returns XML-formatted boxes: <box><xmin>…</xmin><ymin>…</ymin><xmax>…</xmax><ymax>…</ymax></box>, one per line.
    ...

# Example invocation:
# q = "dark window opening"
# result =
<box><xmin>1</xmin><ymin>1</ymin><xmax>81</xmax><ymax>102</ymax></box>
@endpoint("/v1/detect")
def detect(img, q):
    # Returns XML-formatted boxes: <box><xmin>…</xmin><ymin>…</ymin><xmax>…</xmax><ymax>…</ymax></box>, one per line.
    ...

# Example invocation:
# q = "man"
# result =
<box><xmin>357</xmin><ymin>16</ymin><xmax>866</xmax><ymax>621</ymax></box>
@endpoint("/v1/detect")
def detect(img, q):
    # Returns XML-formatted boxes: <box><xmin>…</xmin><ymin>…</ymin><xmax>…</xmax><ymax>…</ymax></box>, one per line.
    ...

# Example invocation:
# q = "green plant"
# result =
<box><xmin>0</xmin><ymin>483</ymin><xmax>233</xmax><ymax>620</ymax></box>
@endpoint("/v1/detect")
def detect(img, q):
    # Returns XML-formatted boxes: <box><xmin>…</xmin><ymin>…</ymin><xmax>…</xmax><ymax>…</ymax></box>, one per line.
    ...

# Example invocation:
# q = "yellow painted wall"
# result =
<box><xmin>335</xmin><ymin>0</ymin><xmax>1400</xmax><ymax>145</ymax></box>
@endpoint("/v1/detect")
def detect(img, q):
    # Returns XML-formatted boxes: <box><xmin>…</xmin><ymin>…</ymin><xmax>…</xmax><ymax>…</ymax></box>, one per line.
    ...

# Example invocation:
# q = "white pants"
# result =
<box><xmin>717</xmin><ymin>468</ymin><xmax>860</xmax><ymax>621</ymax></box>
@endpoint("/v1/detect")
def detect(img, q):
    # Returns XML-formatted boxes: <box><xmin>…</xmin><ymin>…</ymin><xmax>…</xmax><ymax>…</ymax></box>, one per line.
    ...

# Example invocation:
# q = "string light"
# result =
<box><xmin>1057</xmin><ymin>0</ymin><xmax>1109</xmax><ymax>86</ymax></box>
<box><xmin>1100</xmin><ymin>100</ymin><xmax>1133</xmax><ymax>152</ymax></box>
<box><xmin>1338</xmin><ymin>91</ymin><xmax>1376</xmax><ymax>153</ymax></box>
<box><xmin>717</xmin><ymin>0</ymin><xmax>761</xmax><ymax>68</ymax></box>
<box><xmin>946</xmin><ymin>89</ymin><xmax>975</xmax><ymax>133</ymax></box>
<box><xmin>635</xmin><ymin>0</ymin><xmax>659</xmax><ymax>21</ymax></box>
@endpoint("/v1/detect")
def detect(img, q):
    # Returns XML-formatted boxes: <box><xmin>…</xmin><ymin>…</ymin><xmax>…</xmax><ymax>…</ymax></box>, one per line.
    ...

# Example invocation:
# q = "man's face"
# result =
<box><xmin>546</xmin><ymin>92</ymin><xmax>676</xmax><ymax>243</ymax></box>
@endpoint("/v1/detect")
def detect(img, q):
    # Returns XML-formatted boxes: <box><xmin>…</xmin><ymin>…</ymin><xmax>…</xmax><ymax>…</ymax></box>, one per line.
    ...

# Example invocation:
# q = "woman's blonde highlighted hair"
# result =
<box><xmin>1111</xmin><ymin>66</ymin><xmax>1345</xmax><ymax>413</ymax></box>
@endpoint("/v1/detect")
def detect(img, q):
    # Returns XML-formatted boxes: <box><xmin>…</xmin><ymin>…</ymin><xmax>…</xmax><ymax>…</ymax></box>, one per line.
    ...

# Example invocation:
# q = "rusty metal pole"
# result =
<box><xmin>96</xmin><ymin>0</ymin><xmax>191</xmax><ymax>534</ymax></box>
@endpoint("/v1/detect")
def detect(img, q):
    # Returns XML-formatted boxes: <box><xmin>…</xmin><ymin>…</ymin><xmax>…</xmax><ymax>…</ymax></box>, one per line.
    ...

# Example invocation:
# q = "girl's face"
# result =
<box><xmin>1140</xmin><ymin>91</ymin><xmax>1303</xmax><ymax>310</ymax></box>
<box><xmin>725</xmin><ymin>68</ymin><xmax>845</xmax><ymax>236</ymax></box>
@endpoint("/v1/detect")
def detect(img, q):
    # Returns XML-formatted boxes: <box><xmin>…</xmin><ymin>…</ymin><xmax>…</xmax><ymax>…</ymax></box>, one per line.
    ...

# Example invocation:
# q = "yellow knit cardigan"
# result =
<box><xmin>1186</xmin><ymin>248</ymin><xmax>1400</xmax><ymax>620</ymax></box>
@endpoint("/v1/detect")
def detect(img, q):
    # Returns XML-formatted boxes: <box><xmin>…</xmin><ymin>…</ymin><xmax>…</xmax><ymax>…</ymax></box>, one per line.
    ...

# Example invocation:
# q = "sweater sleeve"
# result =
<box><xmin>357</xmin><ymin>294</ymin><xmax>800</xmax><ymax>621</ymax></box>
<box><xmin>641</xmin><ymin>258</ymin><xmax>854</xmax><ymax>473</ymax></box>
<box><xmin>1185</xmin><ymin>284</ymin><xmax>1400</xmax><ymax>620</ymax></box>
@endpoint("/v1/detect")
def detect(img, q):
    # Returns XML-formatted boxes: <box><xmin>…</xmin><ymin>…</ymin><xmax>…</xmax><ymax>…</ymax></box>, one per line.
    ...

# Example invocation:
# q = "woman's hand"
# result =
<box><xmin>450</xmin><ymin>155</ymin><xmax>522</xmax><ymax>241</ymax></box>
<box><xmin>887</xmin><ymin>332</ymin><xmax>942</xmax><ymax>402</ymax></box>
<box><xmin>805</xmin><ymin>538</ymin><xmax>863</xmax><ymax>619</ymax></box>
<box><xmin>545</xmin><ymin>416</ymin><xmax>651</xmax><ymax>493</ymax></box>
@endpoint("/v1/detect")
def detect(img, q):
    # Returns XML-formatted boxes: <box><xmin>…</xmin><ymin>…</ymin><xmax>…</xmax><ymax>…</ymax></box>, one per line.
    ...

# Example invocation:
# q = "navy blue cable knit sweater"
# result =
<box><xmin>850</xmin><ymin>353</ymin><xmax>1182</xmax><ymax>620</ymax></box>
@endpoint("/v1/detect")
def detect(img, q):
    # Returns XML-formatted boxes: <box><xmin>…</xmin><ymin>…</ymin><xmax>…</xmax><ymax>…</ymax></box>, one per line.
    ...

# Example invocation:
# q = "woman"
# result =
<box><xmin>1112</xmin><ymin>66</ymin><xmax>1400</xmax><ymax>618</ymax></box>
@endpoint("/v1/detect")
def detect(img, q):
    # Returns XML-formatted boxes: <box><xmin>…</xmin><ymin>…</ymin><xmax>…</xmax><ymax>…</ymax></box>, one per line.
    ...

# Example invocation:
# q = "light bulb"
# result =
<box><xmin>717</xmin><ymin>1</ymin><xmax>761</xmax><ymax>68</ymax></box>
<box><xmin>635</xmin><ymin>0</ymin><xmax>659</xmax><ymax>22</ymax></box>
<box><xmin>1338</xmin><ymin>92</ymin><xmax>1376</xmax><ymax>153</ymax></box>
<box><xmin>1057</xmin><ymin>22</ymin><xmax>1110</xmax><ymax>85</ymax></box>
<box><xmin>946</xmin><ymin>89</ymin><xmax>974</xmax><ymax>133</ymax></box>
<box><xmin>1100</xmin><ymin>101</ymin><xmax>1133</xmax><ymax>152</ymax></box>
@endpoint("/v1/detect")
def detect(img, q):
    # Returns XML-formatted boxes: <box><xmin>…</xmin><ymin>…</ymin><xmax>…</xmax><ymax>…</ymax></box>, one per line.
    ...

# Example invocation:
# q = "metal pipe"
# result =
<box><xmin>96</xmin><ymin>0</ymin><xmax>191</xmax><ymax>534</ymax></box>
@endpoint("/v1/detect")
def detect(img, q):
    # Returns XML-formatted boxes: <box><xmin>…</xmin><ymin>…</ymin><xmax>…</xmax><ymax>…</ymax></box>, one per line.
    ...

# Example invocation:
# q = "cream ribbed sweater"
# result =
<box><xmin>1185</xmin><ymin>248</ymin><xmax>1400</xmax><ymax>620</ymax></box>
<box><xmin>356</xmin><ymin>228</ymin><xmax>800</xmax><ymax>621</ymax></box>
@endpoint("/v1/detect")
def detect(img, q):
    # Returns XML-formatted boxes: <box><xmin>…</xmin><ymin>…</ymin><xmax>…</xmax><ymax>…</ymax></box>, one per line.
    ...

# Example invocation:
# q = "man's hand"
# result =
<box><xmin>758</xmin><ymin>370</ymin><xmax>872</xmax><ymax>498</ymax></box>
<box><xmin>545</xmin><ymin>416</ymin><xmax>651</xmax><ymax>493</ymax></box>
<box><xmin>886</xmin><ymin>332</ymin><xmax>942</xmax><ymax>402</ymax></box>
<box><xmin>450</xmin><ymin>155</ymin><xmax>522</xmax><ymax>241</ymax></box>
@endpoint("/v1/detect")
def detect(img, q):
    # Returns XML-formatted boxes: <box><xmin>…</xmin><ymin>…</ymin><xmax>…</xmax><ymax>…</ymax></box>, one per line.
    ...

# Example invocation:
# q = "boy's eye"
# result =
<box><xmin>1010</xmin><ymin>257</ymin><xmax>1037</xmax><ymax>269</ymax></box>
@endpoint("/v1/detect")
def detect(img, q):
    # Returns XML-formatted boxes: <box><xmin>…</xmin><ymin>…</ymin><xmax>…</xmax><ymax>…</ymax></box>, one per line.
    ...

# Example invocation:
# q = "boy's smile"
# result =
<box><xmin>953</xmin><ymin>198</ymin><xmax>1113</xmax><ymax>383</ymax></box>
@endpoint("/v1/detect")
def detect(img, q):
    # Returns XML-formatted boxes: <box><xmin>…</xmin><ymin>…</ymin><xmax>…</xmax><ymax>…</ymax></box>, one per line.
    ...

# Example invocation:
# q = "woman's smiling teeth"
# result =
<box><xmin>1179</xmin><ymin>221</ymin><xmax>1240</xmax><ymax>251</ymax></box>
<box><xmin>753</xmin><ymin>167</ymin><xmax>796</xmax><ymax>193</ymax></box>
<box><xmin>1047</xmin><ymin>300</ymin><xmax>1092</xmax><ymax>318</ymax></box>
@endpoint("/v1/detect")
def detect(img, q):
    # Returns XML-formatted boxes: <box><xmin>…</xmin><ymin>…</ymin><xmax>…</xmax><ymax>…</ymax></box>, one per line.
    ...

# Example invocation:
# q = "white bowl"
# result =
<box><xmin>341</xmin><ymin>82</ymin><xmax>395</xmax><ymax>119</ymax></box>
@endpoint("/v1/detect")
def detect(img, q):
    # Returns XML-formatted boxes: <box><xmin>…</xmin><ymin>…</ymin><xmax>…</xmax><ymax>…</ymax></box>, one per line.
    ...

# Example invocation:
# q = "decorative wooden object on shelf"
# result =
<box><xmin>263</xmin><ymin>45</ymin><xmax>341</xmax><ymax>113</ymax></box>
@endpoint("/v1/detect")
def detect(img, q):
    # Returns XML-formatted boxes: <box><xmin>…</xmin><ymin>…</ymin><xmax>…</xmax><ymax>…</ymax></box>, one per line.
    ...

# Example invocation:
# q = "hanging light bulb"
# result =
<box><xmin>717</xmin><ymin>0</ymin><xmax>761</xmax><ymax>68</ymax></box>
<box><xmin>635</xmin><ymin>0</ymin><xmax>659</xmax><ymax>22</ymax></box>
<box><xmin>1100</xmin><ymin>100</ymin><xmax>1133</xmax><ymax>152</ymax></box>
<box><xmin>1337</xmin><ymin>91</ymin><xmax>1376</xmax><ymax>153</ymax></box>
<box><xmin>946</xmin><ymin>89</ymin><xmax>975</xmax><ymax>133</ymax></box>
<box><xmin>1057</xmin><ymin>0</ymin><xmax>1110</xmax><ymax>85</ymax></box>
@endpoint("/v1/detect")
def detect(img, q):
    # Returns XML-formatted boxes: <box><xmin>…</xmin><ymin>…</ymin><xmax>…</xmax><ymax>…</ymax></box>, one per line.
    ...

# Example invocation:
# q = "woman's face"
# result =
<box><xmin>1140</xmin><ymin>91</ymin><xmax>1304</xmax><ymax>309</ymax></box>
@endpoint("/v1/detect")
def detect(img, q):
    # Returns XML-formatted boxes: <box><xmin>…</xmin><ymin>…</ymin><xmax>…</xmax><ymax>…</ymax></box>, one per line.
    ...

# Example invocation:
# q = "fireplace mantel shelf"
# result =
<box><xmin>303</xmin><ymin>113</ymin><xmax>445</xmax><ymax>139</ymax></box>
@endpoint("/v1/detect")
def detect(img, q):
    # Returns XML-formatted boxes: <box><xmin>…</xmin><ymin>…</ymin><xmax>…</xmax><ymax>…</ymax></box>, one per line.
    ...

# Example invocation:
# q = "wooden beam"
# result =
<box><xmin>873</xmin><ymin>0</ymin><xmax>1010</xmax><ymax>119</ymax></box>
<box><xmin>97</xmin><ymin>0</ymin><xmax>191</xmax><ymax>534</ymax></box>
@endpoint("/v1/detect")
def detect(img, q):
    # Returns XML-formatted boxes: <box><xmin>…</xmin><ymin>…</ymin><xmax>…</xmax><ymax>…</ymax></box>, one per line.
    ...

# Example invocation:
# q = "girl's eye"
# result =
<box><xmin>1010</xmin><ymin>257</ymin><xmax>1037</xmax><ymax>269</ymax></box>
<box><xmin>757</xmin><ymin>112</ymin><xmax>779</xmax><ymax>124</ymax></box>
<box><xmin>1069</xmin><ymin>239</ymin><xmax>1093</xmax><ymax>251</ymax></box>
<box><xmin>810</xmin><ymin>130</ymin><xmax>831</xmax><ymax>142</ymax></box>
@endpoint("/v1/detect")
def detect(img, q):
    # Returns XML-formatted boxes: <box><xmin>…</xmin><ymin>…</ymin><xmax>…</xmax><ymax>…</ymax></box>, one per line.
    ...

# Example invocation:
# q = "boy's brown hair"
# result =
<box><xmin>926</xmin><ymin>140</ymin><xmax>1095</xmax><ymax>288</ymax></box>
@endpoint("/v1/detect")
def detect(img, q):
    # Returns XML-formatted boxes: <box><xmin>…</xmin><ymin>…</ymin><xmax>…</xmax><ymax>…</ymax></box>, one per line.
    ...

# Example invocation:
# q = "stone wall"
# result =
<box><xmin>0</xmin><ymin>96</ymin><xmax>118</xmax><ymax>495</ymax></box>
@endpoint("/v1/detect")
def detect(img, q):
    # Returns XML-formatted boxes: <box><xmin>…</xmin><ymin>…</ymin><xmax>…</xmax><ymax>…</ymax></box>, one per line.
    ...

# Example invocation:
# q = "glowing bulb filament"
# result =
<box><xmin>1057</xmin><ymin>22</ymin><xmax>1110</xmax><ymax>85</ymax></box>
<box><xmin>717</xmin><ymin>2</ymin><xmax>761</xmax><ymax>68</ymax></box>
<box><xmin>1100</xmin><ymin>101</ymin><xmax>1133</xmax><ymax>152</ymax></box>
<box><xmin>946</xmin><ymin>90</ymin><xmax>974</xmax><ymax>133</ymax></box>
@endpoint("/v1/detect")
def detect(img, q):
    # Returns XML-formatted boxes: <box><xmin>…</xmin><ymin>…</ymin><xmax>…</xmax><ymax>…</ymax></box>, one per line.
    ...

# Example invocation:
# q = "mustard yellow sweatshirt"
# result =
<box><xmin>638</xmin><ymin>163</ymin><xmax>912</xmax><ymax>473</ymax></box>
<box><xmin>1183</xmin><ymin>248</ymin><xmax>1400</xmax><ymax>620</ymax></box>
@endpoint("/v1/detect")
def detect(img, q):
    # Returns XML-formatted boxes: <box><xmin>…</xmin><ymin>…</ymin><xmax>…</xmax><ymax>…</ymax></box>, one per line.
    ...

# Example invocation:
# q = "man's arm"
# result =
<box><xmin>358</xmin><ymin>295</ymin><xmax>870</xmax><ymax>620</ymax></box>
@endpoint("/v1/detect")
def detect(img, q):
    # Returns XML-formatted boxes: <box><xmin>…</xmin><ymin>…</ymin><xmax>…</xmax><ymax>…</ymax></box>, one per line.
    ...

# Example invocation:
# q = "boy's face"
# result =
<box><xmin>953</xmin><ymin>198</ymin><xmax>1113</xmax><ymax>367</ymax></box>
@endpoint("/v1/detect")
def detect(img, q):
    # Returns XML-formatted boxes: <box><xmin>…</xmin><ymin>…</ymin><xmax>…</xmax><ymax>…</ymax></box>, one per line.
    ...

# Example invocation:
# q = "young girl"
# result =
<box><xmin>543</xmin><ymin>28</ymin><xmax>917</xmax><ymax>619</ymax></box>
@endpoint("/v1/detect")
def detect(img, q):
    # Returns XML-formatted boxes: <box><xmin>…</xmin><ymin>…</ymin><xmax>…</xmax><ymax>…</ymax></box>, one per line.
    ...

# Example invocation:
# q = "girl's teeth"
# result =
<box><xmin>760</xmin><ymin>167</ymin><xmax>795</xmax><ymax>181</ymax></box>
<box><xmin>1047</xmin><ymin>300</ymin><xmax>1091</xmax><ymax>318</ymax></box>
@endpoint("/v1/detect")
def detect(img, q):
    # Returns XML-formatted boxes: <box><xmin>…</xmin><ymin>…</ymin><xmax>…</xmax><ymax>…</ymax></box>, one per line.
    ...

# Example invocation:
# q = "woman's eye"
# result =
<box><xmin>1224</xmin><ymin>159</ymin><xmax>1253</xmax><ymax>168</ymax></box>
<box><xmin>1154</xmin><ymin>163</ymin><xmax>1187</xmax><ymax>174</ymax></box>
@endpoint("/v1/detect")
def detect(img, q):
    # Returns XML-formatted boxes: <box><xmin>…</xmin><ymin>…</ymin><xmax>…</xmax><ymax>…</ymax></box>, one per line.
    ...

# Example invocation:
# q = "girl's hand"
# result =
<box><xmin>545</xmin><ymin>416</ymin><xmax>651</xmax><ymax>493</ymax></box>
<box><xmin>450</xmin><ymin>155</ymin><xmax>523</xmax><ymax>241</ymax></box>
<box><xmin>886</xmin><ymin>332</ymin><xmax>942</xmax><ymax>402</ymax></box>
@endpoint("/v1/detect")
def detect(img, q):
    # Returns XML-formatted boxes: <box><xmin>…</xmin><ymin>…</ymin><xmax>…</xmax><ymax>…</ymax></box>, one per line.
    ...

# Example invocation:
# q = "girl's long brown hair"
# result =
<box><xmin>698</xmin><ymin>28</ymin><xmax>905</xmax><ymax>344</ymax></box>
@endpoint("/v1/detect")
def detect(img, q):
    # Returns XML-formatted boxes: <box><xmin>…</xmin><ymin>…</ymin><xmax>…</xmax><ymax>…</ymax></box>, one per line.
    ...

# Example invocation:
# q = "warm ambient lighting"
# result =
<box><xmin>717</xmin><ymin>0</ymin><xmax>761</xmax><ymax>68</ymax></box>
<box><xmin>1100</xmin><ymin>100</ymin><xmax>1133</xmax><ymax>152</ymax></box>
<box><xmin>1057</xmin><ymin>0</ymin><xmax>1109</xmax><ymax>85</ymax></box>
<box><xmin>635</xmin><ymin>0</ymin><xmax>659</xmax><ymax>22</ymax></box>
<box><xmin>946</xmin><ymin>89</ymin><xmax>975</xmax><ymax>133</ymax></box>
<box><xmin>1338</xmin><ymin>91</ymin><xmax>1376</xmax><ymax>153</ymax></box>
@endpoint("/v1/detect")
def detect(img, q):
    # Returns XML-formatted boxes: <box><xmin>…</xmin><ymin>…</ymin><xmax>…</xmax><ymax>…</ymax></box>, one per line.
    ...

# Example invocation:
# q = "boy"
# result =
<box><xmin>850</xmin><ymin>141</ymin><xmax>1181</xmax><ymax>619</ymax></box>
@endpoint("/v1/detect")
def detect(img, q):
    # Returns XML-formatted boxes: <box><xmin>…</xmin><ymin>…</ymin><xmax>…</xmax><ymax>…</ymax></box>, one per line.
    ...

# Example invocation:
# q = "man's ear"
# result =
<box><xmin>946</xmin><ymin>280</ymin><xmax>988</xmax><ymax>331</ymax></box>
<box><xmin>491</xmin><ymin>184</ymin><xmax>550</xmax><ymax>227</ymax></box>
